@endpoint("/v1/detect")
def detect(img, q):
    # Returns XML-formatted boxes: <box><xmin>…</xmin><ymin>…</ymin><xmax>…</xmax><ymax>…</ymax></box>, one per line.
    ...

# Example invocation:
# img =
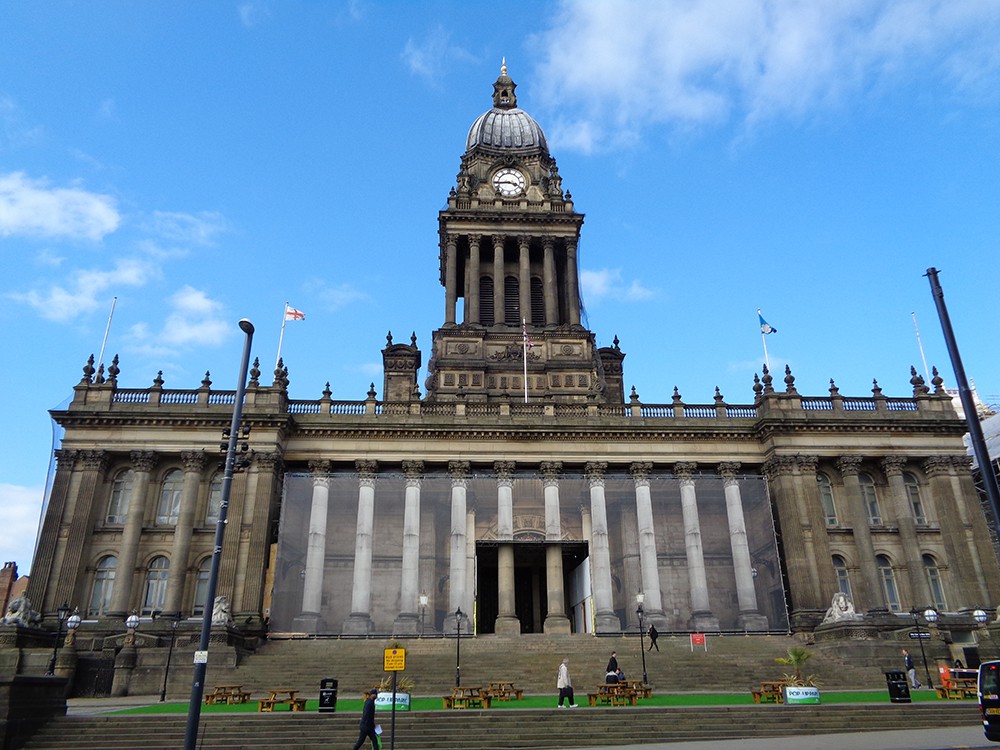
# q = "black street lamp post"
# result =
<box><xmin>46</xmin><ymin>602</ymin><xmax>70</xmax><ymax>675</ymax></box>
<box><xmin>636</xmin><ymin>593</ymin><xmax>648</xmax><ymax>685</ymax></box>
<box><xmin>910</xmin><ymin>607</ymin><xmax>938</xmax><ymax>689</ymax></box>
<box><xmin>160</xmin><ymin>618</ymin><xmax>179</xmax><ymax>702</ymax></box>
<box><xmin>455</xmin><ymin>607</ymin><xmax>463</xmax><ymax>688</ymax></box>
<box><xmin>183</xmin><ymin>319</ymin><xmax>255</xmax><ymax>750</ymax></box>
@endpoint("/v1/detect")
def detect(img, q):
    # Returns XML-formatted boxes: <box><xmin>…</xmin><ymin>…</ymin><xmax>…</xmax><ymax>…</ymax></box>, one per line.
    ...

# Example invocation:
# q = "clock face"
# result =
<box><xmin>492</xmin><ymin>167</ymin><xmax>526</xmax><ymax>197</ymax></box>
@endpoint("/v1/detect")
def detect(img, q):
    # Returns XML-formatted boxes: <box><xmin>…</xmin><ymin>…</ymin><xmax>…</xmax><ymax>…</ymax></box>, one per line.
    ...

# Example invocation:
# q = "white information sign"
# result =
<box><xmin>193</xmin><ymin>650</ymin><xmax>209</xmax><ymax>664</ymax></box>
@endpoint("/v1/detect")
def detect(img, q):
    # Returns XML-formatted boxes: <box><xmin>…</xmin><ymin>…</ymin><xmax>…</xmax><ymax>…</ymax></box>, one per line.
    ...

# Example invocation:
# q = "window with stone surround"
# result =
<box><xmin>817</xmin><ymin>473</ymin><xmax>838</xmax><ymax>525</ymax></box>
<box><xmin>88</xmin><ymin>555</ymin><xmax>117</xmax><ymax>616</ymax></box>
<box><xmin>156</xmin><ymin>470</ymin><xmax>183</xmax><ymax>525</ymax></box>
<box><xmin>877</xmin><ymin>554</ymin><xmax>900</xmax><ymax>611</ymax></box>
<box><xmin>106</xmin><ymin>469</ymin><xmax>134</xmax><ymax>524</ymax></box>
<box><xmin>859</xmin><ymin>473</ymin><xmax>882</xmax><ymax>525</ymax></box>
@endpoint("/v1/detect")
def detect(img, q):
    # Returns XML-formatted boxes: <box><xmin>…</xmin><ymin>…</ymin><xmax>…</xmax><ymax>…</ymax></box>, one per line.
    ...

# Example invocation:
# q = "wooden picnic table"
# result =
<box><xmin>204</xmin><ymin>685</ymin><xmax>251</xmax><ymax>705</ymax></box>
<box><xmin>751</xmin><ymin>681</ymin><xmax>786</xmax><ymax>704</ymax></box>
<box><xmin>442</xmin><ymin>686</ymin><xmax>492</xmax><ymax>709</ymax></box>
<box><xmin>621</xmin><ymin>679</ymin><xmax>652</xmax><ymax>699</ymax></box>
<box><xmin>587</xmin><ymin>683</ymin><xmax>638</xmax><ymax>707</ymax></box>
<box><xmin>258</xmin><ymin>688</ymin><xmax>307</xmax><ymax>712</ymax></box>
<box><xmin>487</xmin><ymin>681</ymin><xmax>523</xmax><ymax>700</ymax></box>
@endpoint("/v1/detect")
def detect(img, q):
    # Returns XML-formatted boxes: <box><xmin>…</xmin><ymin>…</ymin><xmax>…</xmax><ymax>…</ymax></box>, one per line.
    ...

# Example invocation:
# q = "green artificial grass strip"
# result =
<box><xmin>109</xmin><ymin>689</ymin><xmax>942</xmax><ymax>715</ymax></box>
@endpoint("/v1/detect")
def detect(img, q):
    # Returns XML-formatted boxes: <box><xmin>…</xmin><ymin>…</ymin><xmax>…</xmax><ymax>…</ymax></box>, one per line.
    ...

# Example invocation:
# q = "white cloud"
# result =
<box><xmin>534</xmin><ymin>0</ymin><xmax>1000</xmax><ymax>148</ymax></box>
<box><xmin>0</xmin><ymin>96</ymin><xmax>43</xmax><ymax>150</ymax></box>
<box><xmin>145</xmin><ymin>210</ymin><xmax>227</xmax><ymax>246</ymax></box>
<box><xmin>310</xmin><ymin>281</ymin><xmax>369</xmax><ymax>311</ymax></box>
<box><xmin>0</xmin><ymin>171</ymin><xmax>120</xmax><ymax>240</ymax></box>
<box><xmin>10</xmin><ymin>257</ymin><xmax>157</xmax><ymax>322</ymax></box>
<box><xmin>402</xmin><ymin>27</ymin><xmax>475</xmax><ymax>83</ymax></box>
<box><xmin>0</xmin><ymin>484</ymin><xmax>44</xmax><ymax>572</ymax></box>
<box><xmin>581</xmin><ymin>268</ymin><xmax>655</xmax><ymax>303</ymax></box>
<box><xmin>97</xmin><ymin>98</ymin><xmax>116</xmax><ymax>121</ymax></box>
<box><xmin>239</xmin><ymin>2</ymin><xmax>271</xmax><ymax>28</ymax></box>
<box><xmin>125</xmin><ymin>286</ymin><xmax>229</xmax><ymax>358</ymax></box>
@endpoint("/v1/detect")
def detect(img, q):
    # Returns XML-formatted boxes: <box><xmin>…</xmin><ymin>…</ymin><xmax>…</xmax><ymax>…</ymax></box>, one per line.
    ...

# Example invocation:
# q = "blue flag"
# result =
<box><xmin>758</xmin><ymin>309</ymin><xmax>777</xmax><ymax>335</ymax></box>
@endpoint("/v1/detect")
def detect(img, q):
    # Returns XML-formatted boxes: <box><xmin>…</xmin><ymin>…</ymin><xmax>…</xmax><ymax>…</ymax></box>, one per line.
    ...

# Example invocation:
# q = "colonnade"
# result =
<box><xmin>298</xmin><ymin>460</ymin><xmax>767</xmax><ymax>635</ymax></box>
<box><xmin>442</xmin><ymin>233</ymin><xmax>581</xmax><ymax>327</ymax></box>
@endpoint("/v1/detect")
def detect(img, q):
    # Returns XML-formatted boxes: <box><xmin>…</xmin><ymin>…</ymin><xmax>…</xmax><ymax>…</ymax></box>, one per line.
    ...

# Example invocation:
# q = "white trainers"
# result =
<box><xmin>569</xmin><ymin>703</ymin><xmax>578</xmax><ymax>708</ymax></box>
<box><xmin>557</xmin><ymin>704</ymin><xmax>565</xmax><ymax>708</ymax></box>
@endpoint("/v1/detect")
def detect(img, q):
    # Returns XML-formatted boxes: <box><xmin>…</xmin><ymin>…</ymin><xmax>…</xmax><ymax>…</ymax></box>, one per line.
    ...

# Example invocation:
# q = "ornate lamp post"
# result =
<box><xmin>419</xmin><ymin>593</ymin><xmax>428</xmax><ymax>637</ymax></box>
<box><xmin>454</xmin><ymin>607</ymin><xmax>463</xmax><ymax>688</ymax></box>
<box><xmin>910</xmin><ymin>607</ymin><xmax>937</xmax><ymax>689</ymax></box>
<box><xmin>46</xmin><ymin>602</ymin><xmax>70</xmax><ymax>675</ymax></box>
<box><xmin>974</xmin><ymin>608</ymin><xmax>989</xmax><ymax>629</ymax></box>
<box><xmin>65</xmin><ymin>608</ymin><xmax>81</xmax><ymax>647</ymax></box>
<box><xmin>125</xmin><ymin>611</ymin><xmax>140</xmax><ymax>643</ymax></box>
<box><xmin>636</xmin><ymin>593</ymin><xmax>648</xmax><ymax>685</ymax></box>
<box><xmin>160</xmin><ymin>618</ymin><xmax>179</xmax><ymax>702</ymax></box>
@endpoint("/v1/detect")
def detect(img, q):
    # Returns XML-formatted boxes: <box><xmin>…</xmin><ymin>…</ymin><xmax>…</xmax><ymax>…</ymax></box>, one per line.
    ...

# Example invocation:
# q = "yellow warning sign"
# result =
<box><xmin>383</xmin><ymin>647</ymin><xmax>406</xmax><ymax>672</ymax></box>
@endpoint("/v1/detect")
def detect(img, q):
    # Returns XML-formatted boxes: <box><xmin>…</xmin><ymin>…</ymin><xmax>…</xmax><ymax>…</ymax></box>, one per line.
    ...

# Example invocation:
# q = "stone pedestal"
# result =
<box><xmin>594</xmin><ymin>612</ymin><xmax>623</xmax><ymax>633</ymax></box>
<box><xmin>342</xmin><ymin>614</ymin><xmax>373</xmax><ymax>636</ymax></box>
<box><xmin>392</xmin><ymin>613</ymin><xmax>420</xmax><ymax>635</ymax></box>
<box><xmin>543</xmin><ymin>614</ymin><xmax>572</xmax><ymax>634</ymax></box>
<box><xmin>111</xmin><ymin>646</ymin><xmax>136</xmax><ymax>697</ymax></box>
<box><xmin>738</xmin><ymin>613</ymin><xmax>770</xmax><ymax>632</ymax></box>
<box><xmin>689</xmin><ymin>612</ymin><xmax>720</xmax><ymax>632</ymax></box>
<box><xmin>292</xmin><ymin>613</ymin><xmax>321</xmax><ymax>635</ymax></box>
<box><xmin>494</xmin><ymin>615</ymin><xmax>521</xmax><ymax>636</ymax></box>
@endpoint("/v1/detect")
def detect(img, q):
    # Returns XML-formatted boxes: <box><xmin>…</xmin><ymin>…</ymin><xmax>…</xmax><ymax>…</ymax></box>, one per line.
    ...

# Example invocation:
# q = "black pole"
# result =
<box><xmin>160</xmin><ymin>619</ymin><xmax>178</xmax><ymax>702</ymax></box>
<box><xmin>912</xmin><ymin>610</ymin><xmax>934</xmax><ymax>689</ymax></box>
<box><xmin>46</xmin><ymin>602</ymin><xmax>68</xmax><ymax>675</ymax></box>
<box><xmin>637</xmin><ymin>607</ymin><xmax>648</xmax><ymax>685</ymax></box>
<box><xmin>390</xmin><ymin>670</ymin><xmax>397</xmax><ymax>750</ymax></box>
<box><xmin>455</xmin><ymin>607</ymin><xmax>462</xmax><ymax>687</ymax></box>
<box><xmin>183</xmin><ymin>319</ymin><xmax>254</xmax><ymax>750</ymax></box>
<box><xmin>926</xmin><ymin>268</ymin><xmax>1000</xmax><ymax>535</ymax></box>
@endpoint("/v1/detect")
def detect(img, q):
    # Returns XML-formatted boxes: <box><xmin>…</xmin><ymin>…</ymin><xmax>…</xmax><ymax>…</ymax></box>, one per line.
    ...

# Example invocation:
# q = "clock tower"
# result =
<box><xmin>427</xmin><ymin>62</ymin><xmax>625</xmax><ymax>403</ymax></box>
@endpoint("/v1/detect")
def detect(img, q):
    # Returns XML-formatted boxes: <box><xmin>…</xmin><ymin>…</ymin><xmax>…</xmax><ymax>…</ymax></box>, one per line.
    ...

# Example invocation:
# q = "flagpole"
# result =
<box><xmin>911</xmin><ymin>312</ymin><xmax>930</xmax><ymax>383</ymax></box>
<box><xmin>97</xmin><ymin>296</ymin><xmax>118</xmax><ymax>369</ymax></box>
<box><xmin>522</xmin><ymin>318</ymin><xmax>529</xmax><ymax>403</ymax></box>
<box><xmin>275</xmin><ymin>302</ymin><xmax>289</xmax><ymax>370</ymax></box>
<box><xmin>761</xmin><ymin>330</ymin><xmax>770</xmax><ymax>370</ymax></box>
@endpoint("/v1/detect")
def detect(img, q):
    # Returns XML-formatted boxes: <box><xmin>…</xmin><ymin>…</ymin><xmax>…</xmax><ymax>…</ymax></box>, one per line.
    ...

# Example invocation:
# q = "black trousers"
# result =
<box><xmin>352</xmin><ymin>727</ymin><xmax>379</xmax><ymax>750</ymax></box>
<box><xmin>558</xmin><ymin>686</ymin><xmax>575</xmax><ymax>705</ymax></box>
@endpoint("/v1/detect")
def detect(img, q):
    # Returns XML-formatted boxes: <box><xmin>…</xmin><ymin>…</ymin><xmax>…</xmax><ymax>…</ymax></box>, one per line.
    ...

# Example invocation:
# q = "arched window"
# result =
<box><xmin>904</xmin><ymin>473</ymin><xmax>926</xmax><ymax>524</ymax></box>
<box><xmin>88</xmin><ymin>556</ymin><xmax>117</xmax><ymax>616</ymax></box>
<box><xmin>479</xmin><ymin>276</ymin><xmax>495</xmax><ymax>326</ymax></box>
<box><xmin>192</xmin><ymin>557</ymin><xmax>212</xmax><ymax>615</ymax></box>
<box><xmin>859</xmin><ymin>473</ymin><xmax>882</xmax><ymax>525</ymax></box>
<box><xmin>205</xmin><ymin>474</ymin><xmax>223</xmax><ymax>525</ymax></box>
<box><xmin>877</xmin><ymin>555</ymin><xmax>900</xmax><ymax>612</ymax></box>
<box><xmin>107</xmin><ymin>470</ymin><xmax>134</xmax><ymax>524</ymax></box>
<box><xmin>817</xmin><ymin>473</ymin><xmax>838</xmax><ymax>526</ymax></box>
<box><xmin>503</xmin><ymin>275</ymin><xmax>519</xmax><ymax>324</ymax></box>
<box><xmin>832</xmin><ymin>555</ymin><xmax>852</xmax><ymax>599</ymax></box>
<box><xmin>142</xmin><ymin>556</ymin><xmax>170</xmax><ymax>615</ymax></box>
<box><xmin>157</xmin><ymin>470</ymin><xmax>183</xmax><ymax>525</ymax></box>
<box><xmin>923</xmin><ymin>554</ymin><xmax>947</xmax><ymax>610</ymax></box>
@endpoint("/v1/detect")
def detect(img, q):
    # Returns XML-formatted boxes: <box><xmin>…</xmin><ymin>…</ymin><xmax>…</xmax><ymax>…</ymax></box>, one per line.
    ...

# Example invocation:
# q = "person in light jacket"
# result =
<box><xmin>557</xmin><ymin>657</ymin><xmax>578</xmax><ymax>707</ymax></box>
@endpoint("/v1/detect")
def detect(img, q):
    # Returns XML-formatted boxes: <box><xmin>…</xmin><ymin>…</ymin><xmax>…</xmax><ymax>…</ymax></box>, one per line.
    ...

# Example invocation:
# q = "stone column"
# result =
<box><xmin>837</xmin><ymin>455</ymin><xmax>881</xmax><ymax>610</ymax></box>
<box><xmin>163</xmin><ymin>451</ymin><xmax>206</xmax><ymax>618</ymax></box>
<box><xmin>882</xmin><ymin>456</ymin><xmax>932</xmax><ymax>607</ymax></box>
<box><xmin>468</xmin><ymin>234</ymin><xmax>481</xmax><ymax>325</ymax></box>
<box><xmin>108</xmin><ymin>451</ymin><xmax>157</xmax><ymax>618</ymax></box>
<box><xmin>297</xmin><ymin>460</ymin><xmax>331</xmax><ymax>632</ymax></box>
<box><xmin>492</xmin><ymin>236</ymin><xmax>505</xmax><ymax>325</ymax></box>
<box><xmin>922</xmin><ymin>456</ymin><xmax>992</xmax><ymax>606</ymax></box>
<box><xmin>719</xmin><ymin>462</ymin><xmax>768</xmax><ymax>630</ymax></box>
<box><xmin>493</xmin><ymin>461</ymin><xmax>518</xmax><ymax>634</ymax></box>
<box><xmin>238</xmin><ymin>452</ymin><xmax>282</xmax><ymax>621</ymax></box>
<box><xmin>465</xmin><ymin>504</ymin><xmax>476</xmax><ymax>626</ymax></box>
<box><xmin>448</xmin><ymin>461</ymin><xmax>469</xmax><ymax>630</ymax></box>
<box><xmin>393</xmin><ymin>461</ymin><xmax>424</xmax><ymax>634</ymax></box>
<box><xmin>675</xmin><ymin>462</ymin><xmax>718</xmax><ymax>630</ymax></box>
<box><xmin>566</xmin><ymin>239</ymin><xmax>581</xmax><ymax>326</ymax></box>
<box><xmin>343</xmin><ymin>460</ymin><xmax>377</xmax><ymax>634</ymax></box>
<box><xmin>630</xmin><ymin>462</ymin><xmax>666</xmax><ymax>626</ymax></box>
<box><xmin>49</xmin><ymin>450</ymin><xmax>102</xmax><ymax>611</ymax></box>
<box><xmin>541</xmin><ymin>461</ymin><xmax>570</xmax><ymax>633</ymax></box>
<box><xmin>518</xmin><ymin>236</ymin><xmax>531</xmax><ymax>325</ymax></box>
<box><xmin>444</xmin><ymin>234</ymin><xmax>458</xmax><ymax>325</ymax></box>
<box><xmin>586</xmin><ymin>462</ymin><xmax>620</xmax><ymax>632</ymax></box>
<box><xmin>542</xmin><ymin>239</ymin><xmax>558</xmax><ymax>325</ymax></box>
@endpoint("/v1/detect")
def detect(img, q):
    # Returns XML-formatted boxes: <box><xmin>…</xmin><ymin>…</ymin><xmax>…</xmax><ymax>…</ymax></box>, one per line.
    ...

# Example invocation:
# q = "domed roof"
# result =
<box><xmin>465</xmin><ymin>61</ymin><xmax>548</xmax><ymax>155</ymax></box>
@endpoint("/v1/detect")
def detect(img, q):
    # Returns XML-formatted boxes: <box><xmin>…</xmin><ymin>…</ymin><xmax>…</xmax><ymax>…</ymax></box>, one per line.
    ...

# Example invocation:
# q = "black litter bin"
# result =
<box><xmin>885</xmin><ymin>670</ymin><xmax>911</xmax><ymax>703</ymax></box>
<box><xmin>319</xmin><ymin>678</ymin><xmax>338</xmax><ymax>713</ymax></box>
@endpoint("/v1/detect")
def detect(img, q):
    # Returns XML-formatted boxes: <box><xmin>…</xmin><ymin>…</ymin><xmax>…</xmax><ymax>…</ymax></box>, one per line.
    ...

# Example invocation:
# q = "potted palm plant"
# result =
<box><xmin>775</xmin><ymin>647</ymin><xmax>821</xmax><ymax>704</ymax></box>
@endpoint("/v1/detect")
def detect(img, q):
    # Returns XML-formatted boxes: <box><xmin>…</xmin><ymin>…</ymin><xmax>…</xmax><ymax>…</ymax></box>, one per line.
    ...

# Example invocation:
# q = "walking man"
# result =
<box><xmin>647</xmin><ymin>624</ymin><xmax>659</xmax><ymax>652</ymax></box>
<box><xmin>557</xmin><ymin>657</ymin><xmax>578</xmax><ymax>708</ymax></box>
<box><xmin>352</xmin><ymin>687</ymin><xmax>380</xmax><ymax>750</ymax></box>
<box><xmin>903</xmin><ymin>648</ymin><xmax>921</xmax><ymax>689</ymax></box>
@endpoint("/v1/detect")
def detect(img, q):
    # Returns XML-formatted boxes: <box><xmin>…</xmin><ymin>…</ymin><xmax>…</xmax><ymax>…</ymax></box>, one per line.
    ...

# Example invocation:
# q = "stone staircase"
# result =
<box><xmin>152</xmin><ymin>633</ymin><xmax>908</xmax><ymax>700</ymax></box>
<box><xmin>21</xmin><ymin>704</ymin><xmax>983</xmax><ymax>750</ymax></box>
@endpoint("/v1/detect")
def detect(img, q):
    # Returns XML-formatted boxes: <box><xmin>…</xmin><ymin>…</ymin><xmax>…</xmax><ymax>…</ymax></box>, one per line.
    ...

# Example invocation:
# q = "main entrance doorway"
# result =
<box><xmin>475</xmin><ymin>541</ymin><xmax>589</xmax><ymax>634</ymax></box>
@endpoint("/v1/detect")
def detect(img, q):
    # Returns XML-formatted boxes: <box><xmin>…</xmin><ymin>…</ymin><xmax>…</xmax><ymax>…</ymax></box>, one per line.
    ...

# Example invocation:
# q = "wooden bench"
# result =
<box><xmin>258</xmin><ymin>689</ymin><xmax>306</xmax><ymax>712</ymax></box>
<box><xmin>751</xmin><ymin>681</ymin><xmax>785</xmax><ymax>704</ymax></box>
<box><xmin>587</xmin><ymin>683</ymin><xmax>638</xmax><ymax>707</ymax></box>
<box><xmin>622</xmin><ymin>679</ymin><xmax>652</xmax><ymax>699</ymax></box>
<box><xmin>487</xmin><ymin>681</ymin><xmax>523</xmax><ymax>701</ymax></box>
<box><xmin>444</xmin><ymin>686</ymin><xmax>492</xmax><ymax>709</ymax></box>
<box><xmin>936</xmin><ymin>678</ymin><xmax>977</xmax><ymax>700</ymax></box>
<box><xmin>205</xmin><ymin>685</ymin><xmax>251</xmax><ymax>705</ymax></box>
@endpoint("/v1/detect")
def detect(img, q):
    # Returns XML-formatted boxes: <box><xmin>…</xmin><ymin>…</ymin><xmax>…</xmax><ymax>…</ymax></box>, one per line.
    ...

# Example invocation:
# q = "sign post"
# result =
<box><xmin>690</xmin><ymin>633</ymin><xmax>707</xmax><ymax>652</ymax></box>
<box><xmin>382</xmin><ymin>648</ymin><xmax>406</xmax><ymax>750</ymax></box>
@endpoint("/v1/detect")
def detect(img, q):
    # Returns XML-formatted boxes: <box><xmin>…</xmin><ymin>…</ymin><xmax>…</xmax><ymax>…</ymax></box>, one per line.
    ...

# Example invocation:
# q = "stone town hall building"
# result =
<box><xmin>26</xmin><ymin>65</ymin><xmax>1000</xmax><ymax>643</ymax></box>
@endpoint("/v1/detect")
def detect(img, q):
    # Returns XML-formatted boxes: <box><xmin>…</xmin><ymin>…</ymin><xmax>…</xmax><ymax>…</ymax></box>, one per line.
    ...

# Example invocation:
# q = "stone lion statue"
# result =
<box><xmin>2</xmin><ymin>595</ymin><xmax>41</xmax><ymax>627</ymax></box>
<box><xmin>211</xmin><ymin>595</ymin><xmax>234</xmax><ymax>627</ymax></box>
<box><xmin>821</xmin><ymin>591</ymin><xmax>860</xmax><ymax>624</ymax></box>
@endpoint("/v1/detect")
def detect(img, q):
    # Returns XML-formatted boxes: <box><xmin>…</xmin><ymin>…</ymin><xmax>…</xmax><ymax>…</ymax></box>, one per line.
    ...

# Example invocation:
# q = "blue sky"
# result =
<box><xmin>2</xmin><ymin>1</ymin><xmax>999</xmax><ymax>574</ymax></box>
